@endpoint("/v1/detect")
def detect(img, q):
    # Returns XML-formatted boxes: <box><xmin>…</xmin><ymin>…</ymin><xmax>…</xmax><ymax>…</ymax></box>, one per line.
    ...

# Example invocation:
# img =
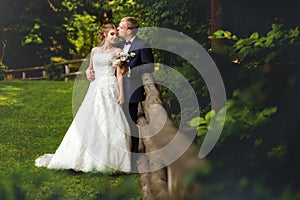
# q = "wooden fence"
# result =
<box><xmin>4</xmin><ymin>58</ymin><xmax>86</xmax><ymax>81</ymax></box>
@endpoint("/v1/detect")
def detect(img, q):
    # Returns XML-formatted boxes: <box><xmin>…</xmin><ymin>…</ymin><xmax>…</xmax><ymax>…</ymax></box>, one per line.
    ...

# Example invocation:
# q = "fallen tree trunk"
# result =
<box><xmin>137</xmin><ymin>73</ymin><xmax>206</xmax><ymax>199</ymax></box>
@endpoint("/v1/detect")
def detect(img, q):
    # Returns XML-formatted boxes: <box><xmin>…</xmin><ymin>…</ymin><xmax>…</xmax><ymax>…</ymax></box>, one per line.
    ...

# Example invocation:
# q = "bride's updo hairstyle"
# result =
<box><xmin>97</xmin><ymin>23</ymin><xmax>117</xmax><ymax>45</ymax></box>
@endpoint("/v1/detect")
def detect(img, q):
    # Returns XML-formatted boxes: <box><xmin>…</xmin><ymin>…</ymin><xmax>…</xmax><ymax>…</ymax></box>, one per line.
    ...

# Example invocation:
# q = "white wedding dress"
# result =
<box><xmin>35</xmin><ymin>53</ymin><xmax>131</xmax><ymax>173</ymax></box>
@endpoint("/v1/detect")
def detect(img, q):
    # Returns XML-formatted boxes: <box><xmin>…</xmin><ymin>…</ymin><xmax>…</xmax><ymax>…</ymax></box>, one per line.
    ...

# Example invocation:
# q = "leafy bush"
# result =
<box><xmin>209</xmin><ymin>23</ymin><xmax>300</xmax><ymax>68</ymax></box>
<box><xmin>0</xmin><ymin>62</ymin><xmax>7</xmax><ymax>80</ymax></box>
<box><xmin>44</xmin><ymin>62</ymin><xmax>64</xmax><ymax>81</ymax></box>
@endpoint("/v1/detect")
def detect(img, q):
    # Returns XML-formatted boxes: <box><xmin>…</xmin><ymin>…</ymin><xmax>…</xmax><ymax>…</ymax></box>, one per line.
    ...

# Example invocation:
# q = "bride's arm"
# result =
<box><xmin>86</xmin><ymin>48</ymin><xmax>95</xmax><ymax>81</ymax></box>
<box><xmin>116</xmin><ymin>66</ymin><xmax>125</xmax><ymax>105</ymax></box>
<box><xmin>113</xmin><ymin>48</ymin><xmax>125</xmax><ymax>104</ymax></box>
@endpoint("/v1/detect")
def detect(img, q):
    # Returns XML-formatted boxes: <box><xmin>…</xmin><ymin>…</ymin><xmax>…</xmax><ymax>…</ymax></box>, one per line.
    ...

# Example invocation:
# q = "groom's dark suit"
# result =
<box><xmin>116</xmin><ymin>36</ymin><xmax>154</xmax><ymax>154</ymax></box>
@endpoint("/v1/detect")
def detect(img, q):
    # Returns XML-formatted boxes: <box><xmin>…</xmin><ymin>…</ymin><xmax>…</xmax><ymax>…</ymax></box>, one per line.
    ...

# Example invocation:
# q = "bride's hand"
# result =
<box><xmin>86</xmin><ymin>68</ymin><xmax>95</xmax><ymax>81</ymax></box>
<box><xmin>117</xmin><ymin>94</ymin><xmax>125</xmax><ymax>105</ymax></box>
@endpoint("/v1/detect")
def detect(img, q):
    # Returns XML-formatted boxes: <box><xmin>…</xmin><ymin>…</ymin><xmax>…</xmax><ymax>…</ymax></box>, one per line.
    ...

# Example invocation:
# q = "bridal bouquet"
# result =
<box><xmin>111</xmin><ymin>51</ymin><xmax>135</xmax><ymax>77</ymax></box>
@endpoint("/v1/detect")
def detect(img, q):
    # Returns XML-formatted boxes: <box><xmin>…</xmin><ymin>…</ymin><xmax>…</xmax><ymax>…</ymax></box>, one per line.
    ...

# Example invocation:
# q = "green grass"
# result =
<box><xmin>0</xmin><ymin>81</ymin><xmax>141</xmax><ymax>200</ymax></box>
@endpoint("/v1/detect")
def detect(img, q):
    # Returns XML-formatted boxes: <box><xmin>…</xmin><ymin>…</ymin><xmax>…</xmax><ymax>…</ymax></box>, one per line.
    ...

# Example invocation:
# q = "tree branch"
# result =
<box><xmin>46</xmin><ymin>0</ymin><xmax>58</xmax><ymax>12</ymax></box>
<box><xmin>0</xmin><ymin>41</ymin><xmax>6</xmax><ymax>63</ymax></box>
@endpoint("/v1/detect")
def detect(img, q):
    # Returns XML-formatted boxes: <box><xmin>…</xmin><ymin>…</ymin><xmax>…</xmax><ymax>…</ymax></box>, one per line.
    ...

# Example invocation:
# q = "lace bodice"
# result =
<box><xmin>92</xmin><ymin>53</ymin><xmax>115</xmax><ymax>78</ymax></box>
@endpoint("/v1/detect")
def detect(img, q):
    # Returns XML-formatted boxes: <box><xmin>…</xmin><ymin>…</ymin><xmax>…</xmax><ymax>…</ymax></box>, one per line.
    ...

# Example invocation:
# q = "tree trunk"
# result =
<box><xmin>137</xmin><ymin>73</ymin><xmax>206</xmax><ymax>199</ymax></box>
<box><xmin>210</xmin><ymin>0</ymin><xmax>223</xmax><ymax>51</ymax></box>
<box><xmin>0</xmin><ymin>41</ymin><xmax>6</xmax><ymax>63</ymax></box>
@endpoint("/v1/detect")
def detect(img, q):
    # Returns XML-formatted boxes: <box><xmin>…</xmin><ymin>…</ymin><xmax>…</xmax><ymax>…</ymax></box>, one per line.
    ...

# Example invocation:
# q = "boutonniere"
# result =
<box><xmin>124</xmin><ymin>52</ymin><xmax>135</xmax><ymax>77</ymax></box>
<box><xmin>129</xmin><ymin>51</ymin><xmax>136</xmax><ymax>58</ymax></box>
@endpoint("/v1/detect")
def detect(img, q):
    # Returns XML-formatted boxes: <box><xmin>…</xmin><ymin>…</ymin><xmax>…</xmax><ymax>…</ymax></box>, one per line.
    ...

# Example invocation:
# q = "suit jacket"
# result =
<box><xmin>116</xmin><ymin>36</ymin><xmax>154</xmax><ymax>103</ymax></box>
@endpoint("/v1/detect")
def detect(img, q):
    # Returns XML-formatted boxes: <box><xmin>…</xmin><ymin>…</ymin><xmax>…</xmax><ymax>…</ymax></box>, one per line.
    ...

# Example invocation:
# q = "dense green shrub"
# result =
<box><xmin>0</xmin><ymin>62</ymin><xmax>7</xmax><ymax>80</ymax></box>
<box><xmin>44</xmin><ymin>62</ymin><xmax>64</xmax><ymax>81</ymax></box>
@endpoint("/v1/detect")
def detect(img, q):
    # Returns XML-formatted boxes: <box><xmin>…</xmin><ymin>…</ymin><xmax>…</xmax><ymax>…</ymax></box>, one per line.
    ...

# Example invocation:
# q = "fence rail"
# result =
<box><xmin>3</xmin><ymin>58</ymin><xmax>86</xmax><ymax>81</ymax></box>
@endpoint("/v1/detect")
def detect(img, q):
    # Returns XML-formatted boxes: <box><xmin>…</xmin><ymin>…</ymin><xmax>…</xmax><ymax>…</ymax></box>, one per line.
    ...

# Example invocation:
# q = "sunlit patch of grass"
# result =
<box><xmin>0</xmin><ymin>85</ymin><xmax>24</xmax><ymax>91</ymax></box>
<box><xmin>0</xmin><ymin>85</ymin><xmax>25</xmax><ymax>106</ymax></box>
<box><xmin>0</xmin><ymin>81</ymin><xmax>141</xmax><ymax>200</ymax></box>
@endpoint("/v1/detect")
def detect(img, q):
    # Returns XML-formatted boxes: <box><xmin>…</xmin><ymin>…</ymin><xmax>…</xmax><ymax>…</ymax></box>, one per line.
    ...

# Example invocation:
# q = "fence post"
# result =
<box><xmin>22</xmin><ymin>72</ymin><xmax>26</xmax><ymax>79</ymax></box>
<box><xmin>64</xmin><ymin>65</ymin><xmax>70</xmax><ymax>82</ymax></box>
<box><xmin>42</xmin><ymin>70</ymin><xmax>46</xmax><ymax>79</ymax></box>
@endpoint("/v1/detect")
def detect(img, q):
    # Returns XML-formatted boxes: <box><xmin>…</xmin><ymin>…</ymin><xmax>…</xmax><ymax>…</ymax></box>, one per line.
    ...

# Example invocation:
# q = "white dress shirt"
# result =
<box><xmin>123</xmin><ymin>36</ymin><xmax>136</xmax><ymax>53</ymax></box>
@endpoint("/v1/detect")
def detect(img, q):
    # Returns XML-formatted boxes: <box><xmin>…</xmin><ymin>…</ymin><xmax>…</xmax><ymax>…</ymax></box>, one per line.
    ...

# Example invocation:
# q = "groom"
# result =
<box><xmin>117</xmin><ymin>17</ymin><xmax>154</xmax><ymax>168</ymax></box>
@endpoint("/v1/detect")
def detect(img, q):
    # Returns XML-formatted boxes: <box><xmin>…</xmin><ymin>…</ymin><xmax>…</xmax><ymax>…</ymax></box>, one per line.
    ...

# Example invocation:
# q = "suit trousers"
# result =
<box><xmin>124</xmin><ymin>102</ymin><xmax>139</xmax><ymax>153</ymax></box>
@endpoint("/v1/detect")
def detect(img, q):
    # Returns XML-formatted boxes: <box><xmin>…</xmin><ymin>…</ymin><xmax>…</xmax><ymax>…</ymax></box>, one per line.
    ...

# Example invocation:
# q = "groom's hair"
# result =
<box><xmin>121</xmin><ymin>17</ymin><xmax>139</xmax><ymax>35</ymax></box>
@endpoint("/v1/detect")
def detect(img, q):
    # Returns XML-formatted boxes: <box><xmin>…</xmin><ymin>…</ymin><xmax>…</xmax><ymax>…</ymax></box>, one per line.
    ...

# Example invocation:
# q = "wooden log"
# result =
<box><xmin>138</xmin><ymin>73</ymin><xmax>206</xmax><ymax>199</ymax></box>
<box><xmin>149</xmin><ymin>169</ymin><xmax>169</xmax><ymax>200</ymax></box>
<box><xmin>5</xmin><ymin>66</ymin><xmax>45</xmax><ymax>73</ymax></box>
<box><xmin>137</xmin><ymin>115</ymin><xmax>154</xmax><ymax>200</ymax></box>
<box><xmin>58</xmin><ymin>58</ymin><xmax>86</xmax><ymax>65</ymax></box>
<box><xmin>10</xmin><ymin>77</ymin><xmax>44</xmax><ymax>81</ymax></box>
<box><xmin>64</xmin><ymin>71</ymin><xmax>82</xmax><ymax>77</ymax></box>
<box><xmin>137</xmin><ymin>104</ymin><xmax>169</xmax><ymax>200</ymax></box>
<box><xmin>4</xmin><ymin>58</ymin><xmax>86</xmax><ymax>81</ymax></box>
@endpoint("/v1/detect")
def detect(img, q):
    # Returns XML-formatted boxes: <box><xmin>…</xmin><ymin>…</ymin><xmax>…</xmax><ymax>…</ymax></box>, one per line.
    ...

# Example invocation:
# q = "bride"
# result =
<box><xmin>35</xmin><ymin>24</ymin><xmax>131</xmax><ymax>173</ymax></box>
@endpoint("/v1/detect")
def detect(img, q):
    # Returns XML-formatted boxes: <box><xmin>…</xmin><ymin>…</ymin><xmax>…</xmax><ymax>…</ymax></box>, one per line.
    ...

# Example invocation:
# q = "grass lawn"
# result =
<box><xmin>0</xmin><ymin>81</ymin><xmax>141</xmax><ymax>200</ymax></box>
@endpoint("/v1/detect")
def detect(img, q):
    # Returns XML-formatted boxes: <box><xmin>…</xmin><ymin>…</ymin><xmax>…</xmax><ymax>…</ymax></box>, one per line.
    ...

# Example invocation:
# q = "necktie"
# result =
<box><xmin>125</xmin><ymin>41</ymin><xmax>132</xmax><ymax>45</ymax></box>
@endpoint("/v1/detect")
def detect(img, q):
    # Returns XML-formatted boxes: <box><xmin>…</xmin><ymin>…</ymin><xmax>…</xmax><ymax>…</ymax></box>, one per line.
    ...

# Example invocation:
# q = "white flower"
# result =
<box><xmin>120</xmin><ymin>56</ymin><xmax>127</xmax><ymax>61</ymax></box>
<box><xmin>111</xmin><ymin>51</ymin><xmax>130</xmax><ymax>68</ymax></box>
<box><xmin>129</xmin><ymin>52</ymin><xmax>136</xmax><ymax>57</ymax></box>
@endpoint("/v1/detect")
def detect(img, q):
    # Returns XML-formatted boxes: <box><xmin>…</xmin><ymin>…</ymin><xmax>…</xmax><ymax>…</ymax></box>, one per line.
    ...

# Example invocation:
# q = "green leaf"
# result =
<box><xmin>237</xmin><ymin>46</ymin><xmax>252</xmax><ymax>60</ymax></box>
<box><xmin>250</xmin><ymin>32</ymin><xmax>259</xmax><ymax>39</ymax></box>
<box><xmin>189</xmin><ymin>117</ymin><xmax>206</xmax><ymax>127</ymax></box>
<box><xmin>224</xmin><ymin>31</ymin><xmax>232</xmax><ymax>39</ymax></box>
<box><xmin>254</xmin><ymin>138</ymin><xmax>263</xmax><ymax>147</ymax></box>
<box><xmin>262</xmin><ymin>106</ymin><xmax>277</xmax><ymax>117</ymax></box>
<box><xmin>232</xmin><ymin>35</ymin><xmax>238</xmax><ymax>40</ymax></box>
<box><xmin>264</xmin><ymin>37</ymin><xmax>274</xmax><ymax>47</ymax></box>
<box><xmin>161</xmin><ymin>10</ymin><xmax>171</xmax><ymax>18</ymax></box>
<box><xmin>33</xmin><ymin>23</ymin><xmax>40</xmax><ymax>30</ymax></box>
<box><xmin>265</xmin><ymin>52</ymin><xmax>277</xmax><ymax>63</ymax></box>
<box><xmin>254</xmin><ymin>37</ymin><xmax>266</xmax><ymax>47</ymax></box>
<box><xmin>274</xmin><ymin>31</ymin><xmax>283</xmax><ymax>39</ymax></box>
<box><xmin>190</xmin><ymin>117</ymin><xmax>201</xmax><ymax>127</ymax></box>
<box><xmin>205</xmin><ymin>110</ymin><xmax>215</xmax><ymax>122</ymax></box>
<box><xmin>197</xmin><ymin>127</ymin><xmax>207</xmax><ymax>136</ymax></box>
<box><xmin>272</xmin><ymin>23</ymin><xmax>283</xmax><ymax>31</ymax></box>
<box><xmin>289</xmin><ymin>27</ymin><xmax>299</xmax><ymax>38</ymax></box>
<box><xmin>214</xmin><ymin>30</ymin><xmax>225</xmax><ymax>36</ymax></box>
<box><xmin>235</xmin><ymin>39</ymin><xmax>245</xmax><ymax>47</ymax></box>
<box><xmin>242</xmin><ymin>38</ymin><xmax>256</xmax><ymax>46</ymax></box>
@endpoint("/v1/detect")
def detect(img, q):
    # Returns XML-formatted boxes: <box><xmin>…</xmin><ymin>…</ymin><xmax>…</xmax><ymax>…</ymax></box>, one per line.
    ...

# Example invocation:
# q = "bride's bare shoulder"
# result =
<box><xmin>91</xmin><ymin>46</ymin><xmax>100</xmax><ymax>53</ymax></box>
